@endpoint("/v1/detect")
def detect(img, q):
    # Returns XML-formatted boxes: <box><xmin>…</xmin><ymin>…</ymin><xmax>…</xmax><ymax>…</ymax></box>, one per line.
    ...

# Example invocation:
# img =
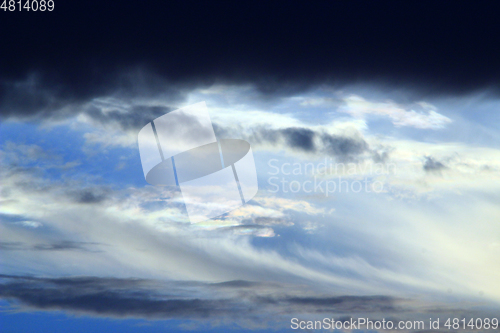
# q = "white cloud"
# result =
<box><xmin>14</xmin><ymin>221</ymin><xmax>43</xmax><ymax>228</ymax></box>
<box><xmin>339</xmin><ymin>95</ymin><xmax>452</xmax><ymax>129</ymax></box>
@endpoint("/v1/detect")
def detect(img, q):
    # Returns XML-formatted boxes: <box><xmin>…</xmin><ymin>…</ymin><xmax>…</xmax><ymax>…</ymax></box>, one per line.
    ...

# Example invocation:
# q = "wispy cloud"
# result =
<box><xmin>338</xmin><ymin>95</ymin><xmax>452</xmax><ymax>129</ymax></box>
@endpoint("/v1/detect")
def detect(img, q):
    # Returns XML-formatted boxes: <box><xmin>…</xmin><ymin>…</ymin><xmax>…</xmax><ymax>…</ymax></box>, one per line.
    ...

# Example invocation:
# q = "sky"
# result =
<box><xmin>1</xmin><ymin>1</ymin><xmax>500</xmax><ymax>332</ymax></box>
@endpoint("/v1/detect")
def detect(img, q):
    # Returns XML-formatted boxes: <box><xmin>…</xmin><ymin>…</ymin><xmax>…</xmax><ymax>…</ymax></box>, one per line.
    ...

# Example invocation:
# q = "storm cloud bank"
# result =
<box><xmin>2</xmin><ymin>1</ymin><xmax>500</xmax><ymax>120</ymax></box>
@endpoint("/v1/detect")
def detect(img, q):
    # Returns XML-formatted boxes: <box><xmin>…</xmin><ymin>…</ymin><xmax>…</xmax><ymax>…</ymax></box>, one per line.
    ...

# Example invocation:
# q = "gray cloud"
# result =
<box><xmin>236</xmin><ymin>126</ymin><xmax>370</xmax><ymax>160</ymax></box>
<box><xmin>423</xmin><ymin>157</ymin><xmax>447</xmax><ymax>173</ymax></box>
<box><xmin>1</xmin><ymin>275</ymin><xmax>494</xmax><ymax>330</ymax></box>
<box><xmin>0</xmin><ymin>275</ymin><xmax>403</xmax><ymax>321</ymax></box>
<box><xmin>0</xmin><ymin>241</ymin><xmax>101</xmax><ymax>252</ymax></box>
<box><xmin>32</xmin><ymin>241</ymin><xmax>101</xmax><ymax>252</ymax></box>
<box><xmin>281</xmin><ymin>128</ymin><xmax>316</xmax><ymax>152</ymax></box>
<box><xmin>372</xmin><ymin>150</ymin><xmax>391</xmax><ymax>163</ymax></box>
<box><xmin>321</xmin><ymin>134</ymin><xmax>369</xmax><ymax>161</ymax></box>
<box><xmin>0</xmin><ymin>276</ymin><xmax>228</xmax><ymax>319</ymax></box>
<box><xmin>253</xmin><ymin>127</ymin><xmax>318</xmax><ymax>152</ymax></box>
<box><xmin>69</xmin><ymin>188</ymin><xmax>109</xmax><ymax>204</ymax></box>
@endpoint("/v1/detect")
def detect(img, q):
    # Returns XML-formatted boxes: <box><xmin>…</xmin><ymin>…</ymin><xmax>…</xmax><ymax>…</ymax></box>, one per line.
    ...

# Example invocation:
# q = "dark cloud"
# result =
<box><xmin>0</xmin><ymin>75</ymin><xmax>68</xmax><ymax>118</ymax></box>
<box><xmin>0</xmin><ymin>71</ymin><xmax>187</xmax><ymax>122</ymax></box>
<box><xmin>281</xmin><ymin>128</ymin><xmax>316</xmax><ymax>152</ymax></box>
<box><xmin>1</xmin><ymin>275</ymin><xmax>496</xmax><ymax>328</ymax></box>
<box><xmin>321</xmin><ymin>134</ymin><xmax>369</xmax><ymax>161</ymax></box>
<box><xmin>423</xmin><ymin>157</ymin><xmax>447</xmax><ymax>173</ymax></box>
<box><xmin>246</xmin><ymin>126</ymin><xmax>369</xmax><ymax>160</ymax></box>
<box><xmin>0</xmin><ymin>276</ymin><xmax>228</xmax><ymax>319</ymax></box>
<box><xmin>0</xmin><ymin>275</ymin><xmax>245</xmax><ymax>319</ymax></box>
<box><xmin>0</xmin><ymin>275</ymin><xmax>404</xmax><ymax>321</ymax></box>
<box><xmin>1</xmin><ymin>1</ymin><xmax>500</xmax><ymax>120</ymax></box>
<box><xmin>69</xmin><ymin>188</ymin><xmax>109</xmax><ymax>204</ymax></box>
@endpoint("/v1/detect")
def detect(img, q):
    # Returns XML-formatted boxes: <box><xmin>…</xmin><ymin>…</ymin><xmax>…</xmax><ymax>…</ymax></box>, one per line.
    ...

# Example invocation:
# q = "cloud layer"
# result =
<box><xmin>2</xmin><ymin>2</ymin><xmax>500</xmax><ymax>122</ymax></box>
<box><xmin>3</xmin><ymin>274</ymin><xmax>495</xmax><ymax>330</ymax></box>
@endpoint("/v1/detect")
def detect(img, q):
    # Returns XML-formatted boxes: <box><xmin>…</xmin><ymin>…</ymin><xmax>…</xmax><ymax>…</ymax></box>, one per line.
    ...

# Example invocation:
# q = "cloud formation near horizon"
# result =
<box><xmin>4</xmin><ymin>274</ymin><xmax>494</xmax><ymax>330</ymax></box>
